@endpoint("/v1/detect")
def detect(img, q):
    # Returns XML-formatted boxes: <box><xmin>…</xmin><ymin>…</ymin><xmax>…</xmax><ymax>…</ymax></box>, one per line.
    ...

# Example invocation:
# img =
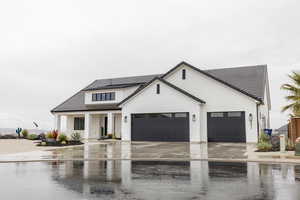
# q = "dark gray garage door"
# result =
<box><xmin>207</xmin><ymin>111</ymin><xmax>246</xmax><ymax>142</ymax></box>
<box><xmin>131</xmin><ymin>113</ymin><xmax>189</xmax><ymax>142</ymax></box>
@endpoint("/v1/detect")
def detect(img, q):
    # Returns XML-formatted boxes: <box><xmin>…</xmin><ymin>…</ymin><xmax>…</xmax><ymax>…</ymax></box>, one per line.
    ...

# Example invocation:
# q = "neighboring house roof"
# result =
<box><xmin>276</xmin><ymin>124</ymin><xmax>288</xmax><ymax>132</ymax></box>
<box><xmin>162</xmin><ymin>61</ymin><xmax>266</xmax><ymax>102</ymax></box>
<box><xmin>51</xmin><ymin>62</ymin><xmax>268</xmax><ymax>113</ymax></box>
<box><xmin>118</xmin><ymin>77</ymin><xmax>206</xmax><ymax>106</ymax></box>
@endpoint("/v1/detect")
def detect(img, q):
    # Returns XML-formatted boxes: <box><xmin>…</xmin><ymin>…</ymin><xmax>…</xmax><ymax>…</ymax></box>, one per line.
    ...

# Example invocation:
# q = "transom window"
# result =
<box><xmin>92</xmin><ymin>92</ymin><xmax>115</xmax><ymax>101</ymax></box>
<box><xmin>210</xmin><ymin>112</ymin><xmax>224</xmax><ymax>118</ymax></box>
<box><xmin>74</xmin><ymin>117</ymin><xmax>85</xmax><ymax>130</ymax></box>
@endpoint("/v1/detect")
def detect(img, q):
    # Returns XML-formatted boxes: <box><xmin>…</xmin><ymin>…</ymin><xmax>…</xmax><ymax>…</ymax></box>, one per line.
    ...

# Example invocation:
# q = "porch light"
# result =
<box><xmin>124</xmin><ymin>116</ymin><xmax>128</xmax><ymax>123</ymax></box>
<box><xmin>192</xmin><ymin>114</ymin><xmax>196</xmax><ymax>122</ymax></box>
<box><xmin>249</xmin><ymin>113</ymin><xmax>253</xmax><ymax>128</ymax></box>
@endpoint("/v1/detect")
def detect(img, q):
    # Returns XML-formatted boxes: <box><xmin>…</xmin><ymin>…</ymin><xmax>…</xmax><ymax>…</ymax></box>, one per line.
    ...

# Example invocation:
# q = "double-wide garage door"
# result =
<box><xmin>207</xmin><ymin>111</ymin><xmax>246</xmax><ymax>142</ymax></box>
<box><xmin>131</xmin><ymin>113</ymin><xmax>189</xmax><ymax>142</ymax></box>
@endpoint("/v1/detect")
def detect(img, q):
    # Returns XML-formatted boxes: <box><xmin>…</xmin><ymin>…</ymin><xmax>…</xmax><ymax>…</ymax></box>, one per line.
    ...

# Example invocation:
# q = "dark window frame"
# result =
<box><xmin>74</xmin><ymin>117</ymin><xmax>85</xmax><ymax>130</ymax></box>
<box><xmin>91</xmin><ymin>92</ymin><xmax>116</xmax><ymax>102</ymax></box>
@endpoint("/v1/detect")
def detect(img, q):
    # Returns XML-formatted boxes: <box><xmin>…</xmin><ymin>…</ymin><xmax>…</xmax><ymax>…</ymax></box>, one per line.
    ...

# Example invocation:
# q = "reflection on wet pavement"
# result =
<box><xmin>0</xmin><ymin>141</ymin><xmax>252</xmax><ymax>162</ymax></box>
<box><xmin>1</xmin><ymin>160</ymin><xmax>300</xmax><ymax>200</ymax></box>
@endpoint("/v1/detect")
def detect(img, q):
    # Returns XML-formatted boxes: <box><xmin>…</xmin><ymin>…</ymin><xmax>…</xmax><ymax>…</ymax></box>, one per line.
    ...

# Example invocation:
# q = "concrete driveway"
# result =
<box><xmin>0</xmin><ymin>140</ymin><xmax>298</xmax><ymax>163</ymax></box>
<box><xmin>0</xmin><ymin>140</ymin><xmax>253</xmax><ymax>161</ymax></box>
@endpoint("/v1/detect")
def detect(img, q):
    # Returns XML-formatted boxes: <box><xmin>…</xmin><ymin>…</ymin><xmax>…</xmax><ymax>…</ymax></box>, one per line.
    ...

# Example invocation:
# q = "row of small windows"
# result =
<box><xmin>92</xmin><ymin>92</ymin><xmax>116</xmax><ymax>101</ymax></box>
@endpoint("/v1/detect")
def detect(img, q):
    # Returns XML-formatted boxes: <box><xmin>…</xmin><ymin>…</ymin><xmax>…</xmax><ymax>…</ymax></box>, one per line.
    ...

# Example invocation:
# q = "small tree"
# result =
<box><xmin>281</xmin><ymin>71</ymin><xmax>300</xmax><ymax>117</ymax></box>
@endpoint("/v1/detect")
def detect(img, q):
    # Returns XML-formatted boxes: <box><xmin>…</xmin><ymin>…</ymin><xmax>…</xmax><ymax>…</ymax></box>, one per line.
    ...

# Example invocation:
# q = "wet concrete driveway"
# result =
<box><xmin>1</xmin><ymin>160</ymin><xmax>300</xmax><ymax>199</ymax></box>
<box><xmin>0</xmin><ymin>141</ymin><xmax>252</xmax><ymax>161</ymax></box>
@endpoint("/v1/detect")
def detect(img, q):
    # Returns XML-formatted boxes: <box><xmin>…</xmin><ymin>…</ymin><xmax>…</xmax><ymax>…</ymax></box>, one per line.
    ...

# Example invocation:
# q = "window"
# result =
<box><xmin>174</xmin><ymin>113</ymin><xmax>188</xmax><ymax>118</ymax></box>
<box><xmin>92</xmin><ymin>92</ymin><xmax>116</xmax><ymax>101</ymax></box>
<box><xmin>228</xmin><ymin>112</ymin><xmax>242</xmax><ymax>117</ymax></box>
<box><xmin>74</xmin><ymin>117</ymin><xmax>85</xmax><ymax>130</ymax></box>
<box><xmin>182</xmin><ymin>69</ymin><xmax>186</xmax><ymax>80</ymax></box>
<box><xmin>211</xmin><ymin>112</ymin><xmax>224</xmax><ymax>118</ymax></box>
<box><xmin>156</xmin><ymin>84</ymin><xmax>160</xmax><ymax>94</ymax></box>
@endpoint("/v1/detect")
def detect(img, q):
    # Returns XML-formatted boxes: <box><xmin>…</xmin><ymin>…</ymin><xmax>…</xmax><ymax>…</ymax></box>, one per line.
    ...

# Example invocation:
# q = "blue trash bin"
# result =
<box><xmin>264</xmin><ymin>129</ymin><xmax>272</xmax><ymax>136</ymax></box>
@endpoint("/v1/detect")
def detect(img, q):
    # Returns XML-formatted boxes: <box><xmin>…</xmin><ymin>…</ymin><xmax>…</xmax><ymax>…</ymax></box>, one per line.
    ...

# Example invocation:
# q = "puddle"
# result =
<box><xmin>0</xmin><ymin>161</ymin><xmax>300</xmax><ymax>199</ymax></box>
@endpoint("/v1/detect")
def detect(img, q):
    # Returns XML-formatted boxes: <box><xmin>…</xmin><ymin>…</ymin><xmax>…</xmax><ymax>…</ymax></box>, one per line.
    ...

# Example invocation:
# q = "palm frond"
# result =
<box><xmin>285</xmin><ymin>95</ymin><xmax>300</xmax><ymax>101</ymax></box>
<box><xmin>281</xmin><ymin>83</ymin><xmax>298</xmax><ymax>92</ymax></box>
<box><xmin>281</xmin><ymin>71</ymin><xmax>300</xmax><ymax>116</ymax></box>
<box><xmin>281</xmin><ymin>102</ymin><xmax>296</xmax><ymax>113</ymax></box>
<box><xmin>289</xmin><ymin>71</ymin><xmax>300</xmax><ymax>86</ymax></box>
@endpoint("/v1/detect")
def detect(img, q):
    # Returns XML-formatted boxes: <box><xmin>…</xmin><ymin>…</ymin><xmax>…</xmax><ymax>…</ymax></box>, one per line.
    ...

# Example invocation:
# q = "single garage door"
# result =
<box><xmin>207</xmin><ymin>111</ymin><xmax>246</xmax><ymax>142</ymax></box>
<box><xmin>131</xmin><ymin>113</ymin><xmax>189</xmax><ymax>142</ymax></box>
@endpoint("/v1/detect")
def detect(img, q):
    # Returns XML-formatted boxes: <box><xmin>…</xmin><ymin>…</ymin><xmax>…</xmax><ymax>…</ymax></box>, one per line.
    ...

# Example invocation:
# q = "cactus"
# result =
<box><xmin>16</xmin><ymin>128</ymin><xmax>22</xmax><ymax>138</ymax></box>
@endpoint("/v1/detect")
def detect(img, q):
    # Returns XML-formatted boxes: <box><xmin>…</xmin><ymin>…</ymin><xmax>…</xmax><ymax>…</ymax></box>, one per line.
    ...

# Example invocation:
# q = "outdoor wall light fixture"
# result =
<box><xmin>192</xmin><ymin>114</ymin><xmax>196</xmax><ymax>122</ymax></box>
<box><xmin>124</xmin><ymin>116</ymin><xmax>128</xmax><ymax>123</ymax></box>
<box><xmin>249</xmin><ymin>113</ymin><xmax>253</xmax><ymax>129</ymax></box>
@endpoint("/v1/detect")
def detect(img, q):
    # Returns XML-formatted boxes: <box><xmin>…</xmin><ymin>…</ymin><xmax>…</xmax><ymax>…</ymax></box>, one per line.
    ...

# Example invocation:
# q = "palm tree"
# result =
<box><xmin>281</xmin><ymin>71</ymin><xmax>300</xmax><ymax>117</ymax></box>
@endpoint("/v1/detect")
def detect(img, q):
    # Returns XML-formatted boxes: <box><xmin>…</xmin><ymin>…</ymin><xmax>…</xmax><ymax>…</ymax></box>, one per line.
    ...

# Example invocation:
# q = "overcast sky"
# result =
<box><xmin>0</xmin><ymin>0</ymin><xmax>299</xmax><ymax>130</ymax></box>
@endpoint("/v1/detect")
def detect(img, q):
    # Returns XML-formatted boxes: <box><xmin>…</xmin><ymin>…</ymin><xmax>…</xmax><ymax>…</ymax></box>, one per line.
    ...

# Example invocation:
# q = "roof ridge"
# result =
<box><xmin>93</xmin><ymin>73</ymin><xmax>163</xmax><ymax>81</ymax></box>
<box><xmin>205</xmin><ymin>64</ymin><xmax>267</xmax><ymax>71</ymax></box>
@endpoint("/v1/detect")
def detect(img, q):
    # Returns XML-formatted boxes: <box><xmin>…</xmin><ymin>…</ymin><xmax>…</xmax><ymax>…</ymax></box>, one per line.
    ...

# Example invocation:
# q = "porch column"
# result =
<box><xmin>107</xmin><ymin>112</ymin><xmax>114</xmax><ymax>134</ymax></box>
<box><xmin>54</xmin><ymin>114</ymin><xmax>61</xmax><ymax>131</ymax></box>
<box><xmin>84</xmin><ymin>113</ymin><xmax>91</xmax><ymax>139</ymax></box>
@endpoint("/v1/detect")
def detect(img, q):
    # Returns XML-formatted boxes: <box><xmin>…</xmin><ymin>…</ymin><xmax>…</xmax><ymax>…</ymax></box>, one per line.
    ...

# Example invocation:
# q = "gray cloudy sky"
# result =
<box><xmin>0</xmin><ymin>0</ymin><xmax>299</xmax><ymax>130</ymax></box>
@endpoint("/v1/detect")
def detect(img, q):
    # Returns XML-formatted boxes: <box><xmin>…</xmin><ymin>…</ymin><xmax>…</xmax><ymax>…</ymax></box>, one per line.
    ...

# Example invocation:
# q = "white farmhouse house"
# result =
<box><xmin>51</xmin><ymin>62</ymin><xmax>271</xmax><ymax>143</ymax></box>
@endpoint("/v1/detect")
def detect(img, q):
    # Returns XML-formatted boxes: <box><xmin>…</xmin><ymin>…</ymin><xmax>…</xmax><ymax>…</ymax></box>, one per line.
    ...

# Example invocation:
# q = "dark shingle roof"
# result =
<box><xmin>51</xmin><ymin>63</ymin><xmax>268</xmax><ymax>113</ymax></box>
<box><xmin>206</xmin><ymin>65</ymin><xmax>267</xmax><ymax>102</ymax></box>
<box><xmin>83</xmin><ymin>74</ymin><xmax>163</xmax><ymax>91</ymax></box>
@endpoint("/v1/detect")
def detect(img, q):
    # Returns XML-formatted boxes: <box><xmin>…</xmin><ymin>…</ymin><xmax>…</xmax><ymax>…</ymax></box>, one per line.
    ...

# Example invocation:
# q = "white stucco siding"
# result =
<box><xmin>66</xmin><ymin>115</ymin><xmax>85</xmax><ymax>138</ymax></box>
<box><xmin>114</xmin><ymin>114</ymin><xmax>122</xmax><ymax>138</ymax></box>
<box><xmin>84</xmin><ymin>86</ymin><xmax>140</xmax><ymax>105</ymax></box>
<box><xmin>164</xmin><ymin>64</ymin><xmax>259</xmax><ymax>143</ymax></box>
<box><xmin>121</xmin><ymin>79</ymin><xmax>202</xmax><ymax>142</ymax></box>
<box><xmin>258</xmin><ymin>84</ymin><xmax>271</xmax><ymax>130</ymax></box>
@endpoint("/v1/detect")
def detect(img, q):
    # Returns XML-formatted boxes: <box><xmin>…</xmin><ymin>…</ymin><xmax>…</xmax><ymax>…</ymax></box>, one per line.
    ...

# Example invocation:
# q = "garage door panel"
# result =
<box><xmin>208</xmin><ymin>112</ymin><xmax>246</xmax><ymax>142</ymax></box>
<box><xmin>131</xmin><ymin>113</ymin><xmax>189</xmax><ymax>142</ymax></box>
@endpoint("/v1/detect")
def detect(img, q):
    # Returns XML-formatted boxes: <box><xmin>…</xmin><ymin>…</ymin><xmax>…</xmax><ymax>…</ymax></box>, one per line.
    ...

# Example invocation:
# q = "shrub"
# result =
<box><xmin>21</xmin><ymin>129</ymin><xmax>29</xmax><ymax>138</ymax></box>
<box><xmin>27</xmin><ymin>134</ymin><xmax>38</xmax><ymax>140</ymax></box>
<box><xmin>58</xmin><ymin>133</ymin><xmax>68</xmax><ymax>142</ymax></box>
<box><xmin>46</xmin><ymin>132</ymin><xmax>54</xmax><ymax>139</ymax></box>
<box><xmin>71</xmin><ymin>132</ymin><xmax>81</xmax><ymax>141</ymax></box>
<box><xmin>286</xmin><ymin>139</ymin><xmax>295</xmax><ymax>151</ymax></box>
<box><xmin>61</xmin><ymin>141</ymin><xmax>67</xmax><ymax>145</ymax></box>
<box><xmin>257</xmin><ymin>141</ymin><xmax>272</xmax><ymax>151</ymax></box>
<box><xmin>52</xmin><ymin>130</ymin><xmax>59</xmax><ymax>140</ymax></box>
<box><xmin>259</xmin><ymin>132</ymin><xmax>270</xmax><ymax>143</ymax></box>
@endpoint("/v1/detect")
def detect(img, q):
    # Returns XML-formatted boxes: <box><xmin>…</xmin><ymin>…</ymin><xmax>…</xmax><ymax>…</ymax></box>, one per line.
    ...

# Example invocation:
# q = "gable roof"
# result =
<box><xmin>162</xmin><ymin>61</ymin><xmax>266</xmax><ymax>102</ymax></box>
<box><xmin>83</xmin><ymin>74</ymin><xmax>163</xmax><ymax>91</ymax></box>
<box><xmin>118</xmin><ymin>77</ymin><xmax>206</xmax><ymax>106</ymax></box>
<box><xmin>51</xmin><ymin>62</ymin><xmax>268</xmax><ymax>113</ymax></box>
<box><xmin>51</xmin><ymin>91</ymin><xmax>120</xmax><ymax>113</ymax></box>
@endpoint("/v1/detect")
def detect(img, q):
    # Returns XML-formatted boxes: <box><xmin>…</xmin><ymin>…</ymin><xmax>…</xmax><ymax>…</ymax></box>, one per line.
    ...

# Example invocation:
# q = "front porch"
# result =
<box><xmin>54</xmin><ymin>111</ymin><xmax>122</xmax><ymax>140</ymax></box>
